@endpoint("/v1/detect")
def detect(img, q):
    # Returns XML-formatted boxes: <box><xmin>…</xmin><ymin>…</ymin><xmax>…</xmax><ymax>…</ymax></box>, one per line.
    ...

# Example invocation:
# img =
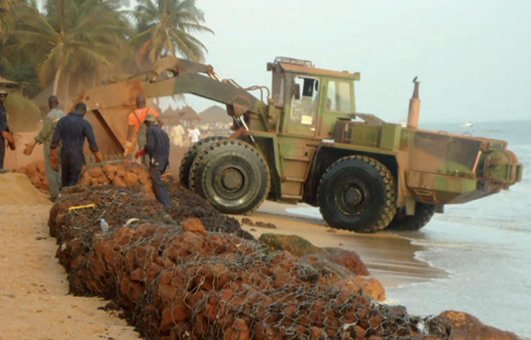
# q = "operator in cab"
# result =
<box><xmin>50</xmin><ymin>102</ymin><xmax>103</xmax><ymax>187</ymax></box>
<box><xmin>136</xmin><ymin>114</ymin><xmax>172</xmax><ymax>209</ymax></box>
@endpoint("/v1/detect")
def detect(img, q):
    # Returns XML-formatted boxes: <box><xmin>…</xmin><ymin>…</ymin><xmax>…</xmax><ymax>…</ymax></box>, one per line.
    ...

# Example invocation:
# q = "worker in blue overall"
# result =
<box><xmin>136</xmin><ymin>114</ymin><xmax>172</xmax><ymax>209</ymax></box>
<box><xmin>0</xmin><ymin>89</ymin><xmax>15</xmax><ymax>169</ymax></box>
<box><xmin>50</xmin><ymin>102</ymin><xmax>103</xmax><ymax>187</ymax></box>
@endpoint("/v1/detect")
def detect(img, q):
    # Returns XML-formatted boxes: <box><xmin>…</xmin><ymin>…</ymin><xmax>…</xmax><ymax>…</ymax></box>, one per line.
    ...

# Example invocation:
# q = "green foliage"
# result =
<box><xmin>1</xmin><ymin>0</ymin><xmax>213</xmax><ymax>102</ymax></box>
<box><xmin>0</xmin><ymin>0</ymin><xmax>35</xmax><ymax>42</ymax></box>
<box><xmin>12</xmin><ymin>0</ymin><xmax>133</xmax><ymax>97</ymax></box>
<box><xmin>3</xmin><ymin>62</ymin><xmax>41</xmax><ymax>97</ymax></box>
<box><xmin>131</xmin><ymin>0</ymin><xmax>213</xmax><ymax>62</ymax></box>
<box><xmin>4</xmin><ymin>92</ymin><xmax>41</xmax><ymax>132</ymax></box>
<box><xmin>0</xmin><ymin>0</ymin><xmax>17</xmax><ymax>42</ymax></box>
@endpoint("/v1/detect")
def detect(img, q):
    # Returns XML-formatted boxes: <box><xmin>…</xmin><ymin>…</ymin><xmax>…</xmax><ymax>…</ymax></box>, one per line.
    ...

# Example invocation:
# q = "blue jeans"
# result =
<box><xmin>149</xmin><ymin>164</ymin><xmax>172</xmax><ymax>209</ymax></box>
<box><xmin>61</xmin><ymin>156</ymin><xmax>84</xmax><ymax>187</ymax></box>
<box><xmin>0</xmin><ymin>137</ymin><xmax>4</xmax><ymax>169</ymax></box>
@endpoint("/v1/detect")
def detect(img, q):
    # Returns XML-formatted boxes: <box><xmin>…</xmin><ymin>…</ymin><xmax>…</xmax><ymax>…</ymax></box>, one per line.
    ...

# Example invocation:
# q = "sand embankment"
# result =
<box><xmin>0</xmin><ymin>173</ymin><xmax>140</xmax><ymax>339</ymax></box>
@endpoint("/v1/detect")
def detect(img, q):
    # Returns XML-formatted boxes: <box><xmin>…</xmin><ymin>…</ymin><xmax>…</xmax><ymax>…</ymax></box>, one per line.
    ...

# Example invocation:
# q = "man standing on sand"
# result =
<box><xmin>0</xmin><ymin>89</ymin><xmax>15</xmax><ymax>169</ymax></box>
<box><xmin>170</xmin><ymin>122</ymin><xmax>185</xmax><ymax>147</ymax></box>
<box><xmin>188</xmin><ymin>125</ymin><xmax>200</xmax><ymax>144</ymax></box>
<box><xmin>124</xmin><ymin>94</ymin><xmax>161</xmax><ymax>158</ymax></box>
<box><xmin>136</xmin><ymin>114</ymin><xmax>172</xmax><ymax>209</ymax></box>
<box><xmin>24</xmin><ymin>95</ymin><xmax>64</xmax><ymax>199</ymax></box>
<box><xmin>50</xmin><ymin>102</ymin><xmax>103</xmax><ymax>187</ymax></box>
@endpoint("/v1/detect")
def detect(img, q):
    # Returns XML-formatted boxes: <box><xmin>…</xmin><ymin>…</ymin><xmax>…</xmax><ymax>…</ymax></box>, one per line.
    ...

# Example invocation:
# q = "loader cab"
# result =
<box><xmin>267</xmin><ymin>57</ymin><xmax>360</xmax><ymax>140</ymax></box>
<box><xmin>266</xmin><ymin>57</ymin><xmax>361</xmax><ymax>200</ymax></box>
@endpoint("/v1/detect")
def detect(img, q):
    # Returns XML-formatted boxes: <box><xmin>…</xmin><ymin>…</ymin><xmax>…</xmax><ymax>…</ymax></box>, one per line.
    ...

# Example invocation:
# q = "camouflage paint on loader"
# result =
<box><xmin>78</xmin><ymin>56</ymin><xmax>523</xmax><ymax>233</ymax></box>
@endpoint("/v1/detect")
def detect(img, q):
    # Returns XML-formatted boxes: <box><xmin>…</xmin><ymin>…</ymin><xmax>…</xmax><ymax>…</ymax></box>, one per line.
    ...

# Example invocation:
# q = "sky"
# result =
<box><xmin>181</xmin><ymin>0</ymin><xmax>530</xmax><ymax>124</ymax></box>
<box><xmin>39</xmin><ymin>0</ymin><xmax>531</xmax><ymax>124</ymax></box>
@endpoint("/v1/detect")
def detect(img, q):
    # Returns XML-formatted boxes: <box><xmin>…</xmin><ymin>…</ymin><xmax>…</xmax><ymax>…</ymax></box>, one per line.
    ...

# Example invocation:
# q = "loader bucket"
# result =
<box><xmin>77</xmin><ymin>80</ymin><xmax>145</xmax><ymax>157</ymax></box>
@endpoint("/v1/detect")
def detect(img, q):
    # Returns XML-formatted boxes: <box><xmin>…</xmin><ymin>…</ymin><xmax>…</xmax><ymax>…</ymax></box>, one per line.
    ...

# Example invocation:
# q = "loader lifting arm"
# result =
<box><xmin>77</xmin><ymin>57</ymin><xmax>270</xmax><ymax>156</ymax></box>
<box><xmin>142</xmin><ymin>57</ymin><xmax>268</xmax><ymax>121</ymax></box>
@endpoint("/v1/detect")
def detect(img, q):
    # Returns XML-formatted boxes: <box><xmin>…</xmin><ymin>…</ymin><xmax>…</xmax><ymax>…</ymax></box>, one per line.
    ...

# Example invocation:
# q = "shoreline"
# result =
<box><xmin>241</xmin><ymin>201</ymin><xmax>449</xmax><ymax>289</ymax></box>
<box><xmin>0</xmin><ymin>177</ymin><xmax>521</xmax><ymax>338</ymax></box>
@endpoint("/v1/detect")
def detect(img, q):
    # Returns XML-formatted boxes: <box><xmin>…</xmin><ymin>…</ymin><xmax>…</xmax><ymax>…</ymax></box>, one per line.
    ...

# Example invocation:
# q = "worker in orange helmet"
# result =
<box><xmin>123</xmin><ymin>94</ymin><xmax>162</xmax><ymax>163</ymax></box>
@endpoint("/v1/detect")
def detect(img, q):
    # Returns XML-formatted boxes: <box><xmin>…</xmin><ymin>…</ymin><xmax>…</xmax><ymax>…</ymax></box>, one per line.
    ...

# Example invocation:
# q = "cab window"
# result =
<box><xmin>326</xmin><ymin>80</ymin><xmax>352</xmax><ymax>112</ymax></box>
<box><xmin>290</xmin><ymin>76</ymin><xmax>319</xmax><ymax>125</ymax></box>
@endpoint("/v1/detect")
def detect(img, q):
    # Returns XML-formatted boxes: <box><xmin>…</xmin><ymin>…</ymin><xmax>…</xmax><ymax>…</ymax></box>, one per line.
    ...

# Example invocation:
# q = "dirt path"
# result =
<box><xmin>0</xmin><ymin>203</ymin><xmax>140</xmax><ymax>340</ymax></box>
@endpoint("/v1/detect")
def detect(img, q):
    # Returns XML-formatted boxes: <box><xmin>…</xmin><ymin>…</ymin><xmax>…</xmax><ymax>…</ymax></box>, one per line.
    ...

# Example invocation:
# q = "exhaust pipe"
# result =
<box><xmin>407</xmin><ymin>77</ymin><xmax>421</xmax><ymax>129</ymax></box>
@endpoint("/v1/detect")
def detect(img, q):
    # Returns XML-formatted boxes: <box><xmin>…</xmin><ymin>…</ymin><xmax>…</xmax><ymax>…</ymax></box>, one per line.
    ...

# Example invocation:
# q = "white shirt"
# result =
<box><xmin>188</xmin><ymin>128</ymin><xmax>200</xmax><ymax>143</ymax></box>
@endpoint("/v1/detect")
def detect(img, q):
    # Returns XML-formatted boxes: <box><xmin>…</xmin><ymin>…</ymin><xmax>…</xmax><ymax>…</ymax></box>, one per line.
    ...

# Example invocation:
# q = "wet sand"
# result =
<box><xmin>240</xmin><ymin>201</ymin><xmax>448</xmax><ymax>288</ymax></box>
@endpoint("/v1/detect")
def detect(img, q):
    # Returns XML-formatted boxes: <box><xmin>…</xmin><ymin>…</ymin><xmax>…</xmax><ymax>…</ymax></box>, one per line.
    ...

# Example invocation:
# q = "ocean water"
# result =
<box><xmin>285</xmin><ymin>120</ymin><xmax>531</xmax><ymax>338</ymax></box>
<box><xmin>386</xmin><ymin>120</ymin><xmax>531</xmax><ymax>338</ymax></box>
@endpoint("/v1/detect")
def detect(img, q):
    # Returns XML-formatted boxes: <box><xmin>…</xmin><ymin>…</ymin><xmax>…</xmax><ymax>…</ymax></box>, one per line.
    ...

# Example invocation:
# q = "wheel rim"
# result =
<box><xmin>213</xmin><ymin>162</ymin><xmax>250</xmax><ymax>200</ymax></box>
<box><xmin>335</xmin><ymin>179</ymin><xmax>369</xmax><ymax>215</ymax></box>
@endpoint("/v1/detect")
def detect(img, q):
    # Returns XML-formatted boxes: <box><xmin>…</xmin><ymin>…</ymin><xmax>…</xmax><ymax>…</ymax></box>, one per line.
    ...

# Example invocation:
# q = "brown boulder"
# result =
<box><xmin>338</xmin><ymin>276</ymin><xmax>386</xmax><ymax>301</ymax></box>
<box><xmin>87</xmin><ymin>167</ymin><xmax>104</xmax><ymax>178</ymax></box>
<box><xmin>123</xmin><ymin>172</ymin><xmax>139</xmax><ymax>186</ymax></box>
<box><xmin>182</xmin><ymin>218</ymin><xmax>207</xmax><ymax>236</ymax></box>
<box><xmin>25</xmin><ymin>163</ymin><xmax>38</xmax><ymax>177</ymax></box>
<box><xmin>14</xmin><ymin>161</ymin><xmax>49</xmax><ymax>193</ymax></box>
<box><xmin>112</xmin><ymin>176</ymin><xmax>127</xmax><ymax>188</ymax></box>
<box><xmin>255</xmin><ymin>221</ymin><xmax>277</xmax><ymax>229</ymax></box>
<box><xmin>241</xmin><ymin>217</ymin><xmax>254</xmax><ymax>226</ymax></box>
<box><xmin>436</xmin><ymin>311</ymin><xmax>520</xmax><ymax>340</ymax></box>
<box><xmin>36</xmin><ymin>161</ymin><xmax>45</xmax><ymax>174</ymax></box>
<box><xmin>223</xmin><ymin>318</ymin><xmax>250</xmax><ymax>340</ymax></box>
<box><xmin>102</xmin><ymin>164</ymin><xmax>117</xmax><ymax>177</ymax></box>
<box><xmin>324</xmin><ymin>247</ymin><xmax>369</xmax><ymax>276</ymax></box>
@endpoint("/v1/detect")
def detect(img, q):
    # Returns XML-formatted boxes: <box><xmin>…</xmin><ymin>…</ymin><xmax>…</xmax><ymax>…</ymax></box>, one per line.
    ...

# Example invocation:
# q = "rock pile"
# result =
<box><xmin>46</xmin><ymin>162</ymin><xmax>519</xmax><ymax>339</ymax></box>
<box><xmin>49</xmin><ymin>184</ymin><xmax>456</xmax><ymax>339</ymax></box>
<box><xmin>78</xmin><ymin>161</ymin><xmax>155</xmax><ymax>197</ymax></box>
<box><xmin>14</xmin><ymin>160</ymin><xmax>48</xmax><ymax>192</ymax></box>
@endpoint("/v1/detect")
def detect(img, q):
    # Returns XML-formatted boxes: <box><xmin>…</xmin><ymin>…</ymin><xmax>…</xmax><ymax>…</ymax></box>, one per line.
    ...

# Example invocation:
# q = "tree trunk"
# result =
<box><xmin>63</xmin><ymin>72</ymin><xmax>70</xmax><ymax>110</ymax></box>
<box><xmin>76</xmin><ymin>76</ymin><xmax>82</xmax><ymax>99</ymax></box>
<box><xmin>52</xmin><ymin>66</ymin><xmax>62</xmax><ymax>95</ymax></box>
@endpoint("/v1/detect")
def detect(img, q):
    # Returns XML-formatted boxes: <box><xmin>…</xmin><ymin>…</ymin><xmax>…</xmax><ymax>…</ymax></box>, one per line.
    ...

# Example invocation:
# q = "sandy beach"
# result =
<box><xmin>0</xmin><ymin>173</ymin><xmax>142</xmax><ymax>339</ymax></box>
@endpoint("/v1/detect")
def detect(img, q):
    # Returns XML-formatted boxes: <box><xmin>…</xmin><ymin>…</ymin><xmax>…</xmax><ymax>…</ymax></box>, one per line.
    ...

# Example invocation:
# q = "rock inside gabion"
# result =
<box><xmin>48</xmin><ymin>183</ymin><xmax>460</xmax><ymax>339</ymax></box>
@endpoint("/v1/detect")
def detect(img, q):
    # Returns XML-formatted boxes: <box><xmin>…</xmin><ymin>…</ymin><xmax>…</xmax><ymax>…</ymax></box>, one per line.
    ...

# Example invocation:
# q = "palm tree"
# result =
<box><xmin>0</xmin><ymin>0</ymin><xmax>34</xmax><ymax>78</ymax></box>
<box><xmin>11</xmin><ymin>0</ymin><xmax>131</xmax><ymax>98</ymax></box>
<box><xmin>131</xmin><ymin>0</ymin><xmax>213</xmax><ymax>63</ymax></box>
<box><xmin>0</xmin><ymin>0</ymin><xmax>19</xmax><ymax>43</ymax></box>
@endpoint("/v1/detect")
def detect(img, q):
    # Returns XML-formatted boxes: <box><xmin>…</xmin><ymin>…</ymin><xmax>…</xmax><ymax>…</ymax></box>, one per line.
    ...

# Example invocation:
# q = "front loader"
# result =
<box><xmin>77</xmin><ymin>56</ymin><xmax>523</xmax><ymax>233</ymax></box>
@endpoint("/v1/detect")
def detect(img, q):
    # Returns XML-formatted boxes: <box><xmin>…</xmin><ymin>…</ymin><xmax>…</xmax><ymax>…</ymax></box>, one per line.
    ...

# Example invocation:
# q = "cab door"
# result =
<box><xmin>317</xmin><ymin>78</ymin><xmax>356</xmax><ymax>139</ymax></box>
<box><xmin>277</xmin><ymin>76</ymin><xmax>322</xmax><ymax>200</ymax></box>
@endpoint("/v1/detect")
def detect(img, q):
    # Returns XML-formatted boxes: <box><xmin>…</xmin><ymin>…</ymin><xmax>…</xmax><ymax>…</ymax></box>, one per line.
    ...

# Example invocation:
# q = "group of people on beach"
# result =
<box><xmin>0</xmin><ymin>91</ymin><xmax>176</xmax><ymax>209</ymax></box>
<box><xmin>168</xmin><ymin>122</ymin><xmax>201</xmax><ymax>148</ymax></box>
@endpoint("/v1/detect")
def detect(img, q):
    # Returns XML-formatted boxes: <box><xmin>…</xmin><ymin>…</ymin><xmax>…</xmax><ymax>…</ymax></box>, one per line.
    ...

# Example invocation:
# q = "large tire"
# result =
<box><xmin>386</xmin><ymin>202</ymin><xmax>436</xmax><ymax>231</ymax></box>
<box><xmin>318</xmin><ymin>155</ymin><xmax>397</xmax><ymax>233</ymax></box>
<box><xmin>190</xmin><ymin>139</ymin><xmax>270</xmax><ymax>215</ymax></box>
<box><xmin>178</xmin><ymin>136</ymin><xmax>226</xmax><ymax>188</ymax></box>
